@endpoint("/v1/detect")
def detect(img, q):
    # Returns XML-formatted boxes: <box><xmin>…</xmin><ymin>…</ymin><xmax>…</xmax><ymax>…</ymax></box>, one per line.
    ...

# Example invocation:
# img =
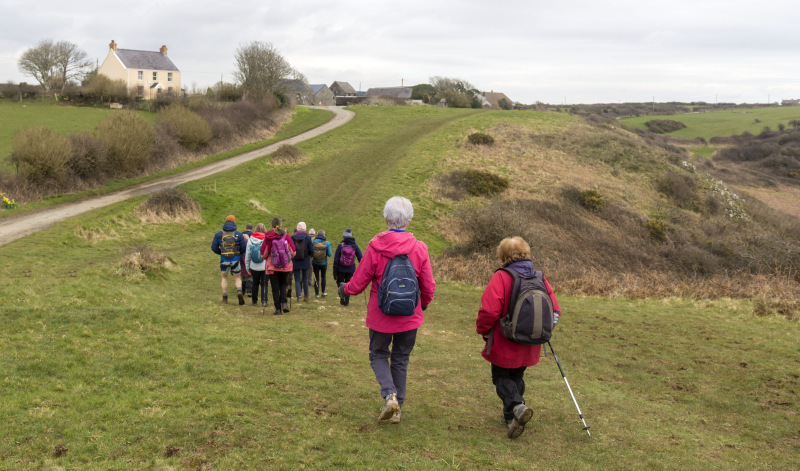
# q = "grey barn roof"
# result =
<box><xmin>277</xmin><ymin>79</ymin><xmax>311</xmax><ymax>93</ymax></box>
<box><xmin>332</xmin><ymin>81</ymin><xmax>356</xmax><ymax>94</ymax></box>
<box><xmin>364</xmin><ymin>87</ymin><xmax>412</xmax><ymax>99</ymax></box>
<box><xmin>115</xmin><ymin>49</ymin><xmax>179</xmax><ymax>71</ymax></box>
<box><xmin>309</xmin><ymin>84</ymin><xmax>326</xmax><ymax>94</ymax></box>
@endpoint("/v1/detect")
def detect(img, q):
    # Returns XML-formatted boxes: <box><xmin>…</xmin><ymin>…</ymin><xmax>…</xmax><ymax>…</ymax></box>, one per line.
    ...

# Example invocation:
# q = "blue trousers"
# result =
<box><xmin>369</xmin><ymin>328</ymin><xmax>418</xmax><ymax>407</ymax></box>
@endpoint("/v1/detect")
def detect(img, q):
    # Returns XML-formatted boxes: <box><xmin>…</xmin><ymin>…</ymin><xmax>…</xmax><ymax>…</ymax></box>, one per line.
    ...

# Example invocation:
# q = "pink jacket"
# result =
<box><xmin>344</xmin><ymin>230</ymin><xmax>435</xmax><ymax>333</ymax></box>
<box><xmin>476</xmin><ymin>268</ymin><xmax>560</xmax><ymax>368</ymax></box>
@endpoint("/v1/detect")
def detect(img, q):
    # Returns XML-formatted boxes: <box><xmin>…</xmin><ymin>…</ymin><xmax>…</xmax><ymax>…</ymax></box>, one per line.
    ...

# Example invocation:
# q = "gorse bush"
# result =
<box><xmin>467</xmin><ymin>132</ymin><xmax>494</xmax><ymax>145</ymax></box>
<box><xmin>10</xmin><ymin>127</ymin><xmax>71</xmax><ymax>183</ymax></box>
<box><xmin>644</xmin><ymin>218</ymin><xmax>671</xmax><ymax>241</ymax></box>
<box><xmin>156</xmin><ymin>104</ymin><xmax>212</xmax><ymax>150</ymax></box>
<box><xmin>450</xmin><ymin>170</ymin><xmax>508</xmax><ymax>196</ymax></box>
<box><xmin>95</xmin><ymin>111</ymin><xmax>155</xmax><ymax>174</ymax></box>
<box><xmin>578</xmin><ymin>189</ymin><xmax>607</xmax><ymax>211</ymax></box>
<box><xmin>68</xmin><ymin>132</ymin><xmax>107</xmax><ymax>179</ymax></box>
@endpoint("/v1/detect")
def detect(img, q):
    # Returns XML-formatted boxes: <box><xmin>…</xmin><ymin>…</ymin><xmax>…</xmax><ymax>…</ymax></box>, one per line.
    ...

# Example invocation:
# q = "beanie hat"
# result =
<box><xmin>225</xmin><ymin>215</ymin><xmax>235</xmax><ymax>223</ymax></box>
<box><xmin>343</xmin><ymin>228</ymin><xmax>352</xmax><ymax>238</ymax></box>
<box><xmin>309</xmin><ymin>228</ymin><xmax>316</xmax><ymax>237</ymax></box>
<box><xmin>297</xmin><ymin>222</ymin><xmax>306</xmax><ymax>232</ymax></box>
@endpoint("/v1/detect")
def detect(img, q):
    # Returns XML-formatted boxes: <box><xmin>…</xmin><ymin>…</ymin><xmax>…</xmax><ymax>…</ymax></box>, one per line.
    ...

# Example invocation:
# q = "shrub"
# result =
<box><xmin>498</xmin><ymin>98</ymin><xmax>513</xmax><ymax>110</ymax></box>
<box><xmin>467</xmin><ymin>132</ymin><xmax>494</xmax><ymax>145</ymax></box>
<box><xmin>447</xmin><ymin>170</ymin><xmax>508</xmax><ymax>196</ymax></box>
<box><xmin>270</xmin><ymin>144</ymin><xmax>306</xmax><ymax>165</ymax></box>
<box><xmin>95</xmin><ymin>111</ymin><xmax>155</xmax><ymax>174</ymax></box>
<box><xmin>151</xmin><ymin>121</ymin><xmax>183</xmax><ymax>166</ymax></box>
<box><xmin>119</xmin><ymin>243</ymin><xmax>175</xmax><ymax>279</ymax></box>
<box><xmin>83</xmin><ymin>74</ymin><xmax>128</xmax><ymax>103</ymax></box>
<box><xmin>644</xmin><ymin>218</ymin><xmax>671</xmax><ymax>241</ymax></box>
<box><xmin>578</xmin><ymin>189</ymin><xmax>607</xmax><ymax>211</ymax></box>
<box><xmin>657</xmin><ymin>171</ymin><xmax>697</xmax><ymax>208</ymax></box>
<box><xmin>136</xmin><ymin>187</ymin><xmax>201</xmax><ymax>224</ymax></box>
<box><xmin>68</xmin><ymin>132</ymin><xmax>107</xmax><ymax>179</ymax></box>
<box><xmin>645</xmin><ymin>119</ymin><xmax>687</xmax><ymax>134</ymax></box>
<box><xmin>156</xmin><ymin>104</ymin><xmax>212</xmax><ymax>150</ymax></box>
<box><xmin>10</xmin><ymin>127</ymin><xmax>71</xmax><ymax>183</ymax></box>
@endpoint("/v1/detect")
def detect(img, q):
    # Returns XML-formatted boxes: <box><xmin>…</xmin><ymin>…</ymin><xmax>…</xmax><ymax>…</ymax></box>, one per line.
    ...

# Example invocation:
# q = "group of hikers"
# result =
<box><xmin>211</xmin><ymin>196</ymin><xmax>561</xmax><ymax>439</ymax></box>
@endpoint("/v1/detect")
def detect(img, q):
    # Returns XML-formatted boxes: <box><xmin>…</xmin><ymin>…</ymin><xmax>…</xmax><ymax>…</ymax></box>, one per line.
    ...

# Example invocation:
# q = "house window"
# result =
<box><xmin>168</xmin><ymin>72</ymin><xmax>173</xmax><ymax>82</ymax></box>
<box><xmin>138</xmin><ymin>71</ymin><xmax>143</xmax><ymax>81</ymax></box>
<box><xmin>137</xmin><ymin>86</ymin><xmax>144</xmax><ymax>97</ymax></box>
<box><xmin>152</xmin><ymin>71</ymin><xmax>157</xmax><ymax>81</ymax></box>
<box><xmin>168</xmin><ymin>87</ymin><xmax>173</xmax><ymax>94</ymax></box>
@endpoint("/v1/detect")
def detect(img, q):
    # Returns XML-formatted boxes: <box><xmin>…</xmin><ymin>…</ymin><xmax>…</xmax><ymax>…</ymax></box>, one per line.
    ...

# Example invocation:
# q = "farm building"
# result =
<box><xmin>480</xmin><ymin>92</ymin><xmax>514</xmax><ymax>109</ymax></box>
<box><xmin>276</xmin><ymin>79</ymin><xmax>314</xmax><ymax>106</ymax></box>
<box><xmin>310</xmin><ymin>84</ymin><xmax>335</xmax><ymax>106</ymax></box>
<box><xmin>365</xmin><ymin>87</ymin><xmax>413</xmax><ymax>101</ymax></box>
<box><xmin>330</xmin><ymin>81</ymin><xmax>357</xmax><ymax>97</ymax></box>
<box><xmin>98</xmin><ymin>40</ymin><xmax>181</xmax><ymax>99</ymax></box>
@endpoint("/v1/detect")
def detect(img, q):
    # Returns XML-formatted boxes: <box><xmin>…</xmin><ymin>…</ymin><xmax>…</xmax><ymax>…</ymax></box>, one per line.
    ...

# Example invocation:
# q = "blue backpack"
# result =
<box><xmin>377</xmin><ymin>254</ymin><xmax>419</xmax><ymax>316</ymax></box>
<box><xmin>250</xmin><ymin>239</ymin><xmax>264</xmax><ymax>264</ymax></box>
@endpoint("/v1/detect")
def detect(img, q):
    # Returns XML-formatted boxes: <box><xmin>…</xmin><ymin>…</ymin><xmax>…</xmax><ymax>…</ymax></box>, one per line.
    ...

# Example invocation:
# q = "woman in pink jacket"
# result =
<box><xmin>476</xmin><ymin>236</ymin><xmax>561</xmax><ymax>439</ymax></box>
<box><xmin>260</xmin><ymin>217</ymin><xmax>296</xmax><ymax>315</ymax></box>
<box><xmin>341</xmin><ymin>197</ymin><xmax>436</xmax><ymax>425</ymax></box>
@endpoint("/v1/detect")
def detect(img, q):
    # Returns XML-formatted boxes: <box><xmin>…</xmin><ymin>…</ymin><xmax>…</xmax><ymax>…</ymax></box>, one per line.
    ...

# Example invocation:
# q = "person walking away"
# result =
<box><xmin>339</xmin><ymin>197</ymin><xmax>435</xmax><ymax>425</ymax></box>
<box><xmin>333</xmin><ymin>227</ymin><xmax>362</xmax><ymax>305</ymax></box>
<box><xmin>210</xmin><ymin>215</ymin><xmax>248</xmax><ymax>305</ymax></box>
<box><xmin>241</xmin><ymin>223</ymin><xmax>254</xmax><ymax>297</ymax></box>
<box><xmin>476</xmin><ymin>236</ymin><xmax>561</xmax><ymax>439</ymax></box>
<box><xmin>291</xmin><ymin>222</ymin><xmax>314</xmax><ymax>302</ymax></box>
<box><xmin>260</xmin><ymin>217</ymin><xmax>296</xmax><ymax>315</ymax></box>
<box><xmin>311</xmin><ymin>229</ymin><xmax>333</xmax><ymax>298</ymax></box>
<box><xmin>245</xmin><ymin>223</ymin><xmax>269</xmax><ymax>308</ymax></box>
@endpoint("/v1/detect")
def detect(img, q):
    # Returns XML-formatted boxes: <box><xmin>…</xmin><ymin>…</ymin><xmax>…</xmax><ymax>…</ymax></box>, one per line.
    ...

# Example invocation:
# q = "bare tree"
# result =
<box><xmin>429</xmin><ymin>76</ymin><xmax>479</xmax><ymax>108</ymax></box>
<box><xmin>18</xmin><ymin>39</ymin><xmax>91</xmax><ymax>93</ymax></box>
<box><xmin>232</xmin><ymin>41</ymin><xmax>293</xmax><ymax>98</ymax></box>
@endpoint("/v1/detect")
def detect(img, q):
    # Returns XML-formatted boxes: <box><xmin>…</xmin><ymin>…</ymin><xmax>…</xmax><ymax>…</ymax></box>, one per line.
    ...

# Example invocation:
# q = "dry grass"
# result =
<box><xmin>135</xmin><ymin>187</ymin><xmax>201</xmax><ymax>225</ymax></box>
<box><xmin>249</xmin><ymin>199</ymin><xmax>271</xmax><ymax>213</ymax></box>
<box><xmin>118</xmin><ymin>244</ymin><xmax>176</xmax><ymax>280</ymax></box>
<box><xmin>269</xmin><ymin>144</ymin><xmax>307</xmax><ymax>165</ymax></box>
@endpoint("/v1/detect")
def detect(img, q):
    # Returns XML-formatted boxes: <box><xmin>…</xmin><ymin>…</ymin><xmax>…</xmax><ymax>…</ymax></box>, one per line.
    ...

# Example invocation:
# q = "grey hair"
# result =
<box><xmin>383</xmin><ymin>196</ymin><xmax>414</xmax><ymax>229</ymax></box>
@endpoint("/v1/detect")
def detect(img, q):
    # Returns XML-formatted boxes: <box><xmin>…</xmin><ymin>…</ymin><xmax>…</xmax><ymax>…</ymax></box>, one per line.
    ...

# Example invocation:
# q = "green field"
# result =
<box><xmin>620</xmin><ymin>106</ymin><xmax>800</xmax><ymax>141</ymax></box>
<box><xmin>0</xmin><ymin>100</ymin><xmax>156</xmax><ymax>166</ymax></box>
<box><xmin>1</xmin><ymin>107</ymin><xmax>798</xmax><ymax>469</ymax></box>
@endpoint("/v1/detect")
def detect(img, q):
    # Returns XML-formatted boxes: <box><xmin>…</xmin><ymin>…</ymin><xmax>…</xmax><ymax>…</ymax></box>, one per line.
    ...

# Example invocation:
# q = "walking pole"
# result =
<box><xmin>547</xmin><ymin>341</ymin><xmax>591</xmax><ymax>437</ymax></box>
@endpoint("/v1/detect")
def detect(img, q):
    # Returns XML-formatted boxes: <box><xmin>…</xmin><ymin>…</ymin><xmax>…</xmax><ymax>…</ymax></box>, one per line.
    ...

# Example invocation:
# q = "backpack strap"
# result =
<box><xmin>485</xmin><ymin>267</ymin><xmax>521</xmax><ymax>355</ymax></box>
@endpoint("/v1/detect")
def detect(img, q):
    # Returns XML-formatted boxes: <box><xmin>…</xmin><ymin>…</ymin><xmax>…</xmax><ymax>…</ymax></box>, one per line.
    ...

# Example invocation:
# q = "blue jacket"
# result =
<box><xmin>333</xmin><ymin>236</ymin><xmax>363</xmax><ymax>274</ymax></box>
<box><xmin>291</xmin><ymin>231</ymin><xmax>315</xmax><ymax>271</ymax></box>
<box><xmin>311</xmin><ymin>235</ymin><xmax>333</xmax><ymax>266</ymax></box>
<box><xmin>211</xmin><ymin>221</ymin><xmax>247</xmax><ymax>262</ymax></box>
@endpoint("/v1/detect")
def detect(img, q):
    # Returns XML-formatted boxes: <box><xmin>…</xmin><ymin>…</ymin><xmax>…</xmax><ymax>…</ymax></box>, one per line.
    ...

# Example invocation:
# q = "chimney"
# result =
<box><xmin>159</xmin><ymin>45</ymin><xmax>168</xmax><ymax>55</ymax></box>
<box><xmin>109</xmin><ymin>40</ymin><xmax>117</xmax><ymax>51</ymax></box>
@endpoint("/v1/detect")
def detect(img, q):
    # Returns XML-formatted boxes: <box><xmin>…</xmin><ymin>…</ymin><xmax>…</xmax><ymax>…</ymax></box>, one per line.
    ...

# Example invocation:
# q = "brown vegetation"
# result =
<box><xmin>135</xmin><ymin>187</ymin><xmax>201</xmax><ymax>224</ymax></box>
<box><xmin>269</xmin><ymin>144</ymin><xmax>307</xmax><ymax>165</ymax></box>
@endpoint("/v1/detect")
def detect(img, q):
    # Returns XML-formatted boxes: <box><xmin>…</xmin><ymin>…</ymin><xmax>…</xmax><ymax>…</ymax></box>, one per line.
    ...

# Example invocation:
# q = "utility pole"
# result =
<box><xmin>652</xmin><ymin>96</ymin><xmax>655</xmax><ymax>112</ymax></box>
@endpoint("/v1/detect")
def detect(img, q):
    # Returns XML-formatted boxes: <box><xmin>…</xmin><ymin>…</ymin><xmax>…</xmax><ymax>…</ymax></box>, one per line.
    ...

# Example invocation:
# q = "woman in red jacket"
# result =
<box><xmin>340</xmin><ymin>196</ymin><xmax>436</xmax><ymax>425</ymax></box>
<box><xmin>476</xmin><ymin>236</ymin><xmax>561</xmax><ymax>439</ymax></box>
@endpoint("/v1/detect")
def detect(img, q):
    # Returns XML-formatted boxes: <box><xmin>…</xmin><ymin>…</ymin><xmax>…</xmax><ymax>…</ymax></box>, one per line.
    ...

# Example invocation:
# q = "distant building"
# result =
<box><xmin>276</xmin><ymin>79</ymin><xmax>313</xmax><ymax>106</ymax></box>
<box><xmin>98</xmin><ymin>40</ymin><xmax>181</xmax><ymax>99</ymax></box>
<box><xmin>364</xmin><ymin>87</ymin><xmax>413</xmax><ymax>100</ymax></box>
<box><xmin>309</xmin><ymin>84</ymin><xmax>335</xmax><ymax>106</ymax></box>
<box><xmin>330</xmin><ymin>81</ymin><xmax>357</xmax><ymax>97</ymax></box>
<box><xmin>481</xmin><ymin>91</ymin><xmax>514</xmax><ymax>109</ymax></box>
<box><xmin>781</xmin><ymin>99</ymin><xmax>800</xmax><ymax>106</ymax></box>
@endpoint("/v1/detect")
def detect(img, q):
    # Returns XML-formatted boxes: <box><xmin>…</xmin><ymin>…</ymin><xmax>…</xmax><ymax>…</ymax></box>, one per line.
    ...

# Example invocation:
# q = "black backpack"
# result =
<box><xmin>377</xmin><ymin>254</ymin><xmax>419</xmax><ymax>316</ymax></box>
<box><xmin>486</xmin><ymin>267</ymin><xmax>554</xmax><ymax>353</ymax></box>
<box><xmin>220</xmin><ymin>231</ymin><xmax>240</xmax><ymax>258</ymax></box>
<box><xmin>295</xmin><ymin>236</ymin><xmax>308</xmax><ymax>261</ymax></box>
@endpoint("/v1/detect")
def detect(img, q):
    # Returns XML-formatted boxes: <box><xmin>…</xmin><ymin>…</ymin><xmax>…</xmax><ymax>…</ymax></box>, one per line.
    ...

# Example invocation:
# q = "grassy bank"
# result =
<box><xmin>1</xmin><ymin>106</ymin><xmax>798</xmax><ymax>469</ymax></box>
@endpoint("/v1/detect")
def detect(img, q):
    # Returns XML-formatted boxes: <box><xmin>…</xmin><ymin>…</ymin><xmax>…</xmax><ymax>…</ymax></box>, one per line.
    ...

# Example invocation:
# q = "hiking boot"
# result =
<box><xmin>379</xmin><ymin>408</ymin><xmax>401</xmax><ymax>425</ymax></box>
<box><xmin>281</xmin><ymin>302</ymin><xmax>290</xmax><ymax>313</ymax></box>
<box><xmin>238</xmin><ymin>293</ymin><xmax>245</xmax><ymax>305</ymax></box>
<box><xmin>378</xmin><ymin>393</ymin><xmax>400</xmax><ymax>424</ymax></box>
<box><xmin>221</xmin><ymin>295</ymin><xmax>228</xmax><ymax>304</ymax></box>
<box><xmin>507</xmin><ymin>404</ymin><xmax>533</xmax><ymax>439</ymax></box>
<box><xmin>273</xmin><ymin>309</ymin><xmax>282</xmax><ymax>315</ymax></box>
<box><xmin>252</xmin><ymin>299</ymin><xmax>258</xmax><ymax>306</ymax></box>
<box><xmin>322</xmin><ymin>292</ymin><xmax>327</xmax><ymax>298</ymax></box>
<box><xmin>297</xmin><ymin>296</ymin><xmax>302</xmax><ymax>303</ymax></box>
<box><xmin>315</xmin><ymin>294</ymin><xmax>320</xmax><ymax>299</ymax></box>
<box><xmin>303</xmin><ymin>295</ymin><xmax>309</xmax><ymax>302</ymax></box>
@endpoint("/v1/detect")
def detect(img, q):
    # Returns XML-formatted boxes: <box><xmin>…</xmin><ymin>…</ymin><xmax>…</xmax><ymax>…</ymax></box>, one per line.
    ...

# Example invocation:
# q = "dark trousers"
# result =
<box><xmin>491</xmin><ymin>364</ymin><xmax>527</xmax><ymax>422</ymax></box>
<box><xmin>369</xmin><ymin>329</ymin><xmax>417</xmax><ymax>407</ymax></box>
<box><xmin>313</xmin><ymin>265</ymin><xmax>327</xmax><ymax>295</ymax></box>
<box><xmin>269</xmin><ymin>271</ymin><xmax>291</xmax><ymax>310</ymax></box>
<box><xmin>251</xmin><ymin>270</ymin><xmax>268</xmax><ymax>305</ymax></box>
<box><xmin>336</xmin><ymin>271</ymin><xmax>353</xmax><ymax>285</ymax></box>
<box><xmin>293</xmin><ymin>268</ymin><xmax>310</xmax><ymax>297</ymax></box>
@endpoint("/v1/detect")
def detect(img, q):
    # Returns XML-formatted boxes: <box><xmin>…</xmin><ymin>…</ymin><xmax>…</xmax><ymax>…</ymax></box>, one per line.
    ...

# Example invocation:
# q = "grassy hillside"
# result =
<box><xmin>1</xmin><ymin>106</ymin><xmax>798</xmax><ymax>469</ymax></box>
<box><xmin>620</xmin><ymin>107</ymin><xmax>800</xmax><ymax>141</ymax></box>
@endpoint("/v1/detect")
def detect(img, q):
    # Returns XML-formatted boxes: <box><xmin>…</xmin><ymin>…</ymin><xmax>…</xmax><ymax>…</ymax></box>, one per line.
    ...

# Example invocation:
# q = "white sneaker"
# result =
<box><xmin>378</xmin><ymin>393</ymin><xmax>399</xmax><ymax>423</ymax></box>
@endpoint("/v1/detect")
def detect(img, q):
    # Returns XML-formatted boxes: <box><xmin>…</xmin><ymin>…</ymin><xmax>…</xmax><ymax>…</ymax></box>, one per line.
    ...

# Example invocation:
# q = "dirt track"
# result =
<box><xmin>0</xmin><ymin>106</ymin><xmax>354</xmax><ymax>248</ymax></box>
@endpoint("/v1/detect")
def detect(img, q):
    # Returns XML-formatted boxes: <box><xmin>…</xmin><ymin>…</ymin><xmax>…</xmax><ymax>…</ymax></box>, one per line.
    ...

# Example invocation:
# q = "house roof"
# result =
<box><xmin>332</xmin><ymin>81</ymin><xmax>356</xmax><ymax>94</ymax></box>
<box><xmin>365</xmin><ymin>87</ymin><xmax>412</xmax><ymax>99</ymax></box>
<box><xmin>482</xmin><ymin>92</ymin><xmax>513</xmax><ymax>107</ymax></box>
<box><xmin>115</xmin><ymin>49</ymin><xmax>179</xmax><ymax>71</ymax></box>
<box><xmin>309</xmin><ymin>84</ymin><xmax>327</xmax><ymax>94</ymax></box>
<box><xmin>277</xmin><ymin>79</ymin><xmax>311</xmax><ymax>93</ymax></box>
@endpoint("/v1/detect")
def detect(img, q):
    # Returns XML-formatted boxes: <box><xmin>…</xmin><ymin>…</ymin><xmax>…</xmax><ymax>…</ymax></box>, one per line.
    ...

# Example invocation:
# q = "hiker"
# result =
<box><xmin>245</xmin><ymin>223</ymin><xmax>269</xmax><ymax>308</ymax></box>
<box><xmin>476</xmin><ymin>236</ymin><xmax>561</xmax><ymax>439</ymax></box>
<box><xmin>333</xmin><ymin>227</ymin><xmax>363</xmax><ymax>298</ymax></box>
<box><xmin>210</xmin><ymin>215</ymin><xmax>248</xmax><ymax>305</ymax></box>
<box><xmin>291</xmin><ymin>222</ymin><xmax>315</xmax><ymax>302</ymax></box>
<box><xmin>311</xmin><ymin>229</ymin><xmax>333</xmax><ymax>298</ymax></box>
<box><xmin>339</xmin><ymin>197</ymin><xmax>435</xmax><ymax>425</ymax></box>
<box><xmin>241</xmin><ymin>223</ymin><xmax>254</xmax><ymax>297</ymax></box>
<box><xmin>259</xmin><ymin>217</ymin><xmax>296</xmax><ymax>315</ymax></box>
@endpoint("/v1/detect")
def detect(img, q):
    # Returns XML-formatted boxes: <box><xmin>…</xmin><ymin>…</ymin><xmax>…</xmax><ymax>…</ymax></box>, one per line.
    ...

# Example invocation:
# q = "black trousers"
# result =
<box><xmin>313</xmin><ymin>265</ymin><xmax>327</xmax><ymax>295</ymax></box>
<box><xmin>251</xmin><ymin>270</ymin><xmax>268</xmax><ymax>305</ymax></box>
<box><xmin>491</xmin><ymin>364</ymin><xmax>527</xmax><ymax>422</ymax></box>
<box><xmin>269</xmin><ymin>271</ymin><xmax>291</xmax><ymax>310</ymax></box>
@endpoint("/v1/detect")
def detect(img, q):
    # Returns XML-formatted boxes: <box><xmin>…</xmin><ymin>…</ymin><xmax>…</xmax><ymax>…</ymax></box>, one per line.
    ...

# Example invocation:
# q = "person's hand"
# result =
<box><xmin>553</xmin><ymin>313</ymin><xmax>560</xmax><ymax>325</ymax></box>
<box><xmin>482</xmin><ymin>334</ymin><xmax>489</xmax><ymax>342</ymax></box>
<box><xmin>421</xmin><ymin>304</ymin><xmax>428</xmax><ymax>311</ymax></box>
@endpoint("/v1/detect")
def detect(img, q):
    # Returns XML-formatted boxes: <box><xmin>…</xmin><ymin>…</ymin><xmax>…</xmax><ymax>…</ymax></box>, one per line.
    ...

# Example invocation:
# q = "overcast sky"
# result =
<box><xmin>2</xmin><ymin>0</ymin><xmax>799</xmax><ymax>105</ymax></box>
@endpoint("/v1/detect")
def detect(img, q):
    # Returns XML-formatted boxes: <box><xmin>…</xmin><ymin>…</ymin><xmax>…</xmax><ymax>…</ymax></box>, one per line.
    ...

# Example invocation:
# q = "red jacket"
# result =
<box><xmin>476</xmin><ymin>265</ymin><xmax>561</xmax><ymax>368</ymax></box>
<box><xmin>344</xmin><ymin>230</ymin><xmax>435</xmax><ymax>333</ymax></box>
<box><xmin>259</xmin><ymin>229</ymin><xmax>296</xmax><ymax>274</ymax></box>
